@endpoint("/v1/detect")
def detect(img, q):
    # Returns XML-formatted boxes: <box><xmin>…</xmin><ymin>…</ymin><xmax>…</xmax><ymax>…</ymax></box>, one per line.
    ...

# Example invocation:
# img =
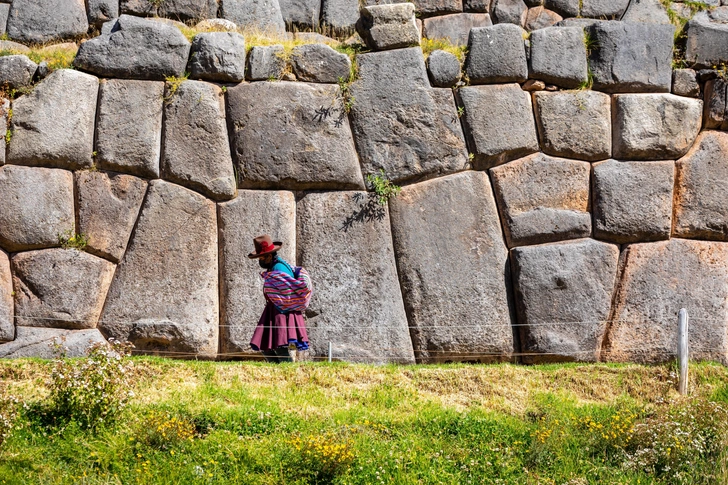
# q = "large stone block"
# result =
<box><xmin>612</xmin><ymin>94</ymin><xmax>703</xmax><ymax>160</ymax></box>
<box><xmin>592</xmin><ymin>159</ymin><xmax>674</xmax><ymax>244</ymax></box>
<box><xmin>604</xmin><ymin>239</ymin><xmax>728</xmax><ymax>365</ymax></box>
<box><xmin>543</xmin><ymin>0</ymin><xmax>577</xmax><ymax>17</ymax></box>
<box><xmin>0</xmin><ymin>166</ymin><xmax>74</xmax><ymax>252</ymax></box>
<box><xmin>389</xmin><ymin>171</ymin><xmax>513</xmax><ymax>363</ymax></box>
<box><xmin>0</xmin><ymin>327</ymin><xmax>107</xmax><ymax>358</ymax></box>
<box><xmin>422</xmin><ymin>13</ymin><xmax>491</xmax><ymax>45</ymax></box>
<box><xmin>533</xmin><ymin>90</ymin><xmax>611</xmax><ymax>161</ymax></box>
<box><xmin>163</xmin><ymin>81</ymin><xmax>236</xmax><ymax>201</ymax></box>
<box><xmin>321</xmin><ymin>0</ymin><xmax>359</xmax><ymax>34</ymax></box>
<box><xmin>6</xmin><ymin>0</ymin><xmax>88</xmax><ymax>44</ymax></box>
<box><xmin>465</xmin><ymin>24</ymin><xmax>528</xmax><ymax>84</ymax></box>
<box><xmin>291</xmin><ymin>43</ymin><xmax>352</xmax><ymax>83</ymax></box>
<box><xmin>511</xmin><ymin>239</ymin><xmax>619</xmax><ymax>363</ymax></box>
<box><xmin>74</xmin><ymin>15</ymin><xmax>191</xmax><ymax>81</ymax></box>
<box><xmin>96</xmin><ymin>79</ymin><xmax>164</xmax><ymax>179</ymax></box>
<box><xmin>524</xmin><ymin>7</ymin><xmax>562</xmax><ymax>31</ymax></box>
<box><xmin>246</xmin><ymin>45</ymin><xmax>286</xmax><ymax>81</ymax></box>
<box><xmin>218</xmin><ymin>190</ymin><xmax>296</xmax><ymax>355</ymax></box>
<box><xmin>349</xmin><ymin>48</ymin><xmax>468</xmax><ymax>183</ymax></box>
<box><xmin>227</xmin><ymin>81</ymin><xmax>364</xmax><ymax>190</ymax></box>
<box><xmin>0</xmin><ymin>250</ymin><xmax>12</xmax><ymax>342</ymax></box>
<box><xmin>76</xmin><ymin>171</ymin><xmax>148</xmax><ymax>263</ymax></box>
<box><xmin>0</xmin><ymin>5</ymin><xmax>8</xmax><ymax>37</ymax></box>
<box><xmin>703</xmin><ymin>78</ymin><xmax>728</xmax><ymax>130</ymax></box>
<box><xmin>490</xmin><ymin>153</ymin><xmax>591</xmax><ymax>248</ymax></box>
<box><xmin>121</xmin><ymin>0</ymin><xmax>219</xmax><ymax>22</ymax></box>
<box><xmin>621</xmin><ymin>0</ymin><xmax>671</xmax><ymax>24</ymax></box>
<box><xmin>426</xmin><ymin>50</ymin><xmax>461</xmax><ymax>87</ymax></box>
<box><xmin>12</xmin><ymin>249</ymin><xmax>115</xmax><ymax>330</ymax></box>
<box><xmin>357</xmin><ymin>3</ymin><xmax>420</xmax><ymax>51</ymax></box>
<box><xmin>458</xmin><ymin>84</ymin><xmax>538</xmax><ymax>169</ymax></box>
<box><xmin>87</xmin><ymin>0</ymin><xmax>119</xmax><ymax>27</ymax></box>
<box><xmin>588</xmin><ymin>21</ymin><xmax>674</xmax><ymax>93</ymax></box>
<box><xmin>279</xmin><ymin>0</ymin><xmax>320</xmax><ymax>27</ymax></box>
<box><xmin>99</xmin><ymin>180</ymin><xmax>218</xmax><ymax>357</ymax></box>
<box><xmin>580</xmin><ymin>0</ymin><xmax>629</xmax><ymax>18</ymax></box>
<box><xmin>673</xmin><ymin>68</ymin><xmax>700</xmax><ymax>98</ymax></box>
<box><xmin>528</xmin><ymin>26</ymin><xmax>587</xmax><ymax>88</ymax></box>
<box><xmin>7</xmin><ymin>69</ymin><xmax>97</xmax><ymax>171</ymax></box>
<box><xmin>411</xmin><ymin>0</ymin><xmax>463</xmax><ymax>16</ymax></box>
<box><xmin>492</xmin><ymin>0</ymin><xmax>527</xmax><ymax>26</ymax></box>
<box><xmin>298</xmin><ymin>191</ymin><xmax>414</xmax><ymax>363</ymax></box>
<box><xmin>188</xmin><ymin>32</ymin><xmax>247</xmax><ymax>83</ymax></box>
<box><xmin>220</xmin><ymin>0</ymin><xmax>286</xmax><ymax>34</ymax></box>
<box><xmin>0</xmin><ymin>55</ymin><xmax>38</xmax><ymax>89</ymax></box>
<box><xmin>674</xmin><ymin>131</ymin><xmax>728</xmax><ymax>241</ymax></box>
<box><xmin>686</xmin><ymin>10</ymin><xmax>728</xmax><ymax>69</ymax></box>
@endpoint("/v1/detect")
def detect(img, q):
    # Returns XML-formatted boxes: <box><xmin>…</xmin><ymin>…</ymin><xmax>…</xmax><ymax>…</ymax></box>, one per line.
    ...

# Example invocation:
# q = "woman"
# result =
<box><xmin>248</xmin><ymin>235</ymin><xmax>309</xmax><ymax>362</ymax></box>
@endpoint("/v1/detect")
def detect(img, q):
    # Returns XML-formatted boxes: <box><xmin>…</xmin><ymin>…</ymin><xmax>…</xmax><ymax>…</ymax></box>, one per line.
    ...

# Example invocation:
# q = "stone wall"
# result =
<box><xmin>0</xmin><ymin>0</ymin><xmax>728</xmax><ymax>364</ymax></box>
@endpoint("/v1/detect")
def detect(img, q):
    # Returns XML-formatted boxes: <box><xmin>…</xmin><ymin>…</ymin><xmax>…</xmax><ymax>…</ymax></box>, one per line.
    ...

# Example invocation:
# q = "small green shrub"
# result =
<box><xmin>138</xmin><ymin>410</ymin><xmax>196</xmax><ymax>450</ymax></box>
<box><xmin>58</xmin><ymin>230</ymin><xmax>89</xmax><ymax>250</ymax></box>
<box><xmin>287</xmin><ymin>431</ymin><xmax>355</xmax><ymax>483</ymax></box>
<box><xmin>163</xmin><ymin>73</ymin><xmax>189</xmax><ymax>103</ymax></box>
<box><xmin>366</xmin><ymin>169</ymin><xmax>402</xmax><ymax>205</ymax></box>
<box><xmin>0</xmin><ymin>393</ymin><xmax>19</xmax><ymax>448</ymax></box>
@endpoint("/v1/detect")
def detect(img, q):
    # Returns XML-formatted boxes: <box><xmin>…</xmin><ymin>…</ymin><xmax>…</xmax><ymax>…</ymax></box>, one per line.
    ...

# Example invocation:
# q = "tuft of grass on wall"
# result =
<box><xmin>420</xmin><ymin>37</ymin><xmax>467</xmax><ymax>62</ymax></box>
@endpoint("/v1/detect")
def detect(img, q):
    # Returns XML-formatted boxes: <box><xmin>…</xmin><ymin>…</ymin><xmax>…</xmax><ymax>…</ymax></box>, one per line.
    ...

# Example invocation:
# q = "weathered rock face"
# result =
<box><xmin>588</xmin><ymin>21</ymin><xmax>674</xmax><ymax>93</ymax></box>
<box><xmin>544</xmin><ymin>0</ymin><xmax>577</xmax><ymax>16</ymax></box>
<box><xmin>321</xmin><ymin>0</ymin><xmax>359</xmax><ymax>34</ymax></box>
<box><xmin>672</xmin><ymin>68</ymin><xmax>700</xmax><ymax>98</ymax></box>
<box><xmin>349</xmin><ymin>48</ymin><xmax>468</xmax><ymax>184</ymax></box>
<box><xmin>0</xmin><ymin>5</ymin><xmax>9</xmax><ymax>37</ymax></box>
<box><xmin>220</xmin><ymin>0</ymin><xmax>286</xmax><ymax>33</ymax></box>
<box><xmin>490</xmin><ymin>153</ymin><xmax>591</xmax><ymax>248</ymax></box>
<box><xmin>581</xmin><ymin>0</ymin><xmax>629</xmax><ymax>18</ymax></box>
<box><xmin>0</xmin><ymin>55</ymin><xmax>38</xmax><ymax>89</ymax></box>
<box><xmin>426</xmin><ymin>49</ymin><xmax>461</xmax><ymax>87</ymax></box>
<box><xmin>96</xmin><ymin>79</ymin><xmax>164</xmax><ymax>179</ymax></box>
<box><xmin>0</xmin><ymin>327</ymin><xmax>107</xmax><ymax>358</ymax></box>
<box><xmin>389</xmin><ymin>171</ymin><xmax>513</xmax><ymax>363</ymax></box>
<box><xmin>592</xmin><ymin>160</ymin><xmax>674</xmax><ymax>244</ymax></box>
<box><xmin>410</xmin><ymin>0</ymin><xmax>463</xmax><ymax>16</ymax></box>
<box><xmin>674</xmin><ymin>131</ymin><xmax>728</xmax><ymax>241</ymax></box>
<box><xmin>12</xmin><ymin>249</ymin><xmax>115</xmax><ymax>330</ymax></box>
<box><xmin>703</xmin><ymin>78</ymin><xmax>728</xmax><ymax>130</ymax></box>
<box><xmin>76</xmin><ymin>171</ymin><xmax>148</xmax><ymax>263</ymax></box>
<box><xmin>279</xmin><ymin>0</ymin><xmax>320</xmax><ymax>27</ymax></box>
<box><xmin>612</xmin><ymin>94</ymin><xmax>703</xmax><ymax>160</ymax></box>
<box><xmin>8</xmin><ymin>69</ymin><xmax>98</xmax><ymax>171</ymax></box>
<box><xmin>686</xmin><ymin>9</ymin><xmax>728</xmax><ymax>68</ymax></box>
<box><xmin>604</xmin><ymin>239</ymin><xmax>728</xmax><ymax>365</ymax></box>
<box><xmin>246</xmin><ymin>45</ymin><xmax>286</xmax><ymax>81</ymax></box>
<box><xmin>74</xmin><ymin>15</ymin><xmax>191</xmax><ymax>80</ymax></box>
<box><xmin>0</xmin><ymin>165</ymin><xmax>74</xmax><ymax>253</ymax></box>
<box><xmin>465</xmin><ymin>24</ymin><xmax>528</xmax><ymax>84</ymax></box>
<box><xmin>511</xmin><ymin>238</ymin><xmax>619</xmax><ymax>363</ymax></box>
<box><xmin>188</xmin><ymin>32</ymin><xmax>247</xmax><ymax>83</ymax></box>
<box><xmin>218</xmin><ymin>190</ymin><xmax>296</xmax><ymax>354</ymax></box>
<box><xmin>524</xmin><ymin>7</ymin><xmax>562</xmax><ymax>31</ymax></box>
<box><xmin>87</xmin><ymin>0</ymin><xmax>119</xmax><ymax>27</ymax></box>
<box><xmin>99</xmin><ymin>180</ymin><xmax>219</xmax><ymax>358</ymax></box>
<box><xmin>297</xmin><ymin>191</ymin><xmax>415</xmax><ymax>363</ymax></box>
<box><xmin>291</xmin><ymin>44</ymin><xmax>352</xmax><ymax>83</ymax></box>
<box><xmin>122</xmin><ymin>0</ymin><xmax>219</xmax><ymax>22</ymax></box>
<box><xmin>422</xmin><ymin>13</ymin><xmax>491</xmax><ymax>45</ymax></box>
<box><xmin>528</xmin><ymin>27</ymin><xmax>587</xmax><ymax>88</ymax></box>
<box><xmin>162</xmin><ymin>80</ymin><xmax>236</xmax><ymax>201</ymax></box>
<box><xmin>621</xmin><ymin>0</ymin><xmax>671</xmax><ymax>24</ymax></box>
<box><xmin>227</xmin><ymin>81</ymin><xmax>364</xmax><ymax>190</ymax></box>
<box><xmin>0</xmin><ymin>251</ymin><xmax>12</xmax><ymax>343</ymax></box>
<box><xmin>6</xmin><ymin>0</ymin><xmax>88</xmax><ymax>44</ymax></box>
<box><xmin>357</xmin><ymin>3</ymin><xmax>420</xmax><ymax>51</ymax></box>
<box><xmin>458</xmin><ymin>84</ymin><xmax>539</xmax><ymax>169</ymax></box>
<box><xmin>533</xmin><ymin>90</ymin><xmax>611</xmax><ymax>161</ymax></box>
<box><xmin>492</xmin><ymin>0</ymin><xmax>527</xmax><ymax>26</ymax></box>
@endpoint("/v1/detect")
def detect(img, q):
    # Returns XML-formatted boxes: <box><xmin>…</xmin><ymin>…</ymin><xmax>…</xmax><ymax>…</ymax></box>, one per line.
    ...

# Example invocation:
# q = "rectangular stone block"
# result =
<box><xmin>0</xmin><ymin>250</ymin><xmax>12</xmax><ymax>342</ymax></box>
<box><xmin>422</xmin><ymin>13</ymin><xmax>491</xmax><ymax>46</ymax></box>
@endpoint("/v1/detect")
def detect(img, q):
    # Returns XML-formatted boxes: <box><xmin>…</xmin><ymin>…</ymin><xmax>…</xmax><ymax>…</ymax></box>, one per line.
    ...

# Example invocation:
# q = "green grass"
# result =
<box><xmin>1</xmin><ymin>359</ymin><xmax>727</xmax><ymax>484</ymax></box>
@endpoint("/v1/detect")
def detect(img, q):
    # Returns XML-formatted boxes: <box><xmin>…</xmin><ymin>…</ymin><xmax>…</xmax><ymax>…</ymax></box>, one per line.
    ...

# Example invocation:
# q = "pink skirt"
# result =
<box><xmin>250</xmin><ymin>302</ymin><xmax>309</xmax><ymax>352</ymax></box>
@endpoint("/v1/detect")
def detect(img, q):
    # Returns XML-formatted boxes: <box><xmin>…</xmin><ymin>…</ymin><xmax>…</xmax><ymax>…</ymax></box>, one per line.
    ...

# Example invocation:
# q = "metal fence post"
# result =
<box><xmin>678</xmin><ymin>308</ymin><xmax>689</xmax><ymax>395</ymax></box>
<box><xmin>328</xmin><ymin>342</ymin><xmax>332</xmax><ymax>363</ymax></box>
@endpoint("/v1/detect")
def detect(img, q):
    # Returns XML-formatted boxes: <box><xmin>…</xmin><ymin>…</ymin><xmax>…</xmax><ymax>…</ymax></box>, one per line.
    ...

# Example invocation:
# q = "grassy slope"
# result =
<box><xmin>1</xmin><ymin>359</ymin><xmax>727</xmax><ymax>484</ymax></box>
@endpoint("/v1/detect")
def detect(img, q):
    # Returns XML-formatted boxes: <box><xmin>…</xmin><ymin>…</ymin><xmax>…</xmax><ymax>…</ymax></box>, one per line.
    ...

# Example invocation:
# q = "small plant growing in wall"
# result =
<box><xmin>58</xmin><ymin>231</ymin><xmax>89</xmax><ymax>250</ymax></box>
<box><xmin>163</xmin><ymin>72</ymin><xmax>189</xmax><ymax>103</ymax></box>
<box><xmin>366</xmin><ymin>169</ymin><xmax>402</xmax><ymax>206</ymax></box>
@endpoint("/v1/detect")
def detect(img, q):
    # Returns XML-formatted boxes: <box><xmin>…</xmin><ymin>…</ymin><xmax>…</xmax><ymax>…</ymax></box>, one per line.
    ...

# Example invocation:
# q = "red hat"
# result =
<box><xmin>248</xmin><ymin>235</ymin><xmax>283</xmax><ymax>259</ymax></box>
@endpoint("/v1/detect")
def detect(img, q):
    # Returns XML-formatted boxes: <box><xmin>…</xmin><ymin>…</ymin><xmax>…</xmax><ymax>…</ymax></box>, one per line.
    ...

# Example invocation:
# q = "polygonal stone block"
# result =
<box><xmin>528</xmin><ymin>26</ymin><xmax>587</xmax><ymax>88</ymax></box>
<box><xmin>465</xmin><ymin>23</ymin><xmax>528</xmax><ymax>84</ymax></box>
<box><xmin>422</xmin><ymin>13</ymin><xmax>491</xmax><ymax>45</ymax></box>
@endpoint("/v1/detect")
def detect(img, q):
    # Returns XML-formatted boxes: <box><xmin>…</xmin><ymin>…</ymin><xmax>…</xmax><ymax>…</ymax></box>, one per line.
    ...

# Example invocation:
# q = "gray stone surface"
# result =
<box><xmin>279</xmin><ymin>0</ymin><xmax>320</xmax><ymax>27</ymax></box>
<box><xmin>0</xmin><ymin>250</ymin><xmax>12</xmax><ymax>342</ymax></box>
<box><xmin>0</xmin><ymin>5</ymin><xmax>8</xmax><ymax>37</ymax></box>
<box><xmin>621</xmin><ymin>0</ymin><xmax>671</xmax><ymax>24</ymax></box>
<box><xmin>533</xmin><ymin>90</ymin><xmax>611</xmax><ymax>161</ymax></box>
<box><xmin>227</xmin><ymin>81</ymin><xmax>364</xmax><ymax>190</ymax></box>
<box><xmin>422</xmin><ymin>13</ymin><xmax>491</xmax><ymax>45</ymax></box>
<box><xmin>76</xmin><ymin>171</ymin><xmax>148</xmax><ymax>263</ymax></box>
<box><xmin>0</xmin><ymin>55</ymin><xmax>37</xmax><ymax>89</ymax></box>
<box><xmin>672</xmin><ymin>68</ymin><xmax>700</xmax><ymax>98</ymax></box>
<box><xmin>554</xmin><ymin>17</ymin><xmax>599</xmax><ymax>28</ymax></box>
<box><xmin>492</xmin><ymin>0</ymin><xmax>527</xmax><ymax>26</ymax></box>
<box><xmin>592</xmin><ymin>159</ymin><xmax>674</xmax><ymax>244</ymax></box>
<box><xmin>0</xmin><ymin>166</ymin><xmax>74</xmax><ymax>253</ymax></box>
<box><xmin>528</xmin><ymin>26</ymin><xmax>587</xmax><ymax>88</ymax></box>
<box><xmin>465</xmin><ymin>24</ymin><xmax>528</xmax><ymax>84</ymax></box>
<box><xmin>99</xmin><ymin>180</ymin><xmax>219</xmax><ymax>358</ymax></box>
<box><xmin>703</xmin><ymin>78</ymin><xmax>727</xmax><ymax>130</ymax></box>
<box><xmin>604</xmin><ymin>239</ymin><xmax>728</xmax><ymax>365</ymax></box>
<box><xmin>612</xmin><ymin>93</ymin><xmax>703</xmax><ymax>160</ymax></box>
<box><xmin>0</xmin><ymin>40</ymin><xmax>30</xmax><ymax>53</ymax></box>
<box><xmin>464</xmin><ymin>0</ymin><xmax>490</xmax><ymax>11</ymax></box>
<box><xmin>389</xmin><ymin>171</ymin><xmax>513</xmax><ymax>363</ymax></box>
<box><xmin>458</xmin><ymin>83</ymin><xmax>538</xmax><ymax>169</ymax></box>
<box><xmin>358</xmin><ymin>3</ymin><xmax>420</xmax><ymax>51</ymax></box>
<box><xmin>0</xmin><ymin>99</ymin><xmax>5</xmax><ymax>166</ymax></box>
<box><xmin>74</xmin><ymin>15</ymin><xmax>191</xmax><ymax>81</ymax></box>
<box><xmin>188</xmin><ymin>32</ymin><xmax>247</xmax><ymax>83</ymax></box>
<box><xmin>410</xmin><ymin>0</ymin><xmax>463</xmax><ymax>15</ymax></box>
<box><xmin>588</xmin><ymin>21</ymin><xmax>675</xmax><ymax>93</ymax></box>
<box><xmin>673</xmin><ymin>131</ymin><xmax>728</xmax><ymax>241</ymax></box>
<box><xmin>426</xmin><ymin>49</ymin><xmax>461</xmax><ymax>87</ymax></box>
<box><xmin>218</xmin><ymin>190</ymin><xmax>296</xmax><ymax>355</ymax></box>
<box><xmin>195</xmin><ymin>18</ymin><xmax>239</xmax><ymax>30</ymax></box>
<box><xmin>349</xmin><ymin>48</ymin><xmax>468</xmax><ymax>184</ymax></box>
<box><xmin>87</xmin><ymin>0</ymin><xmax>119</xmax><ymax>27</ymax></box>
<box><xmin>512</xmin><ymin>239</ymin><xmax>619</xmax><ymax>363</ymax></box>
<box><xmin>291</xmin><ymin>43</ymin><xmax>352</xmax><ymax>83</ymax></box>
<box><xmin>220</xmin><ymin>0</ymin><xmax>286</xmax><ymax>34</ymax></box>
<box><xmin>297</xmin><ymin>191</ymin><xmax>415</xmax><ymax>364</ymax></box>
<box><xmin>6</xmin><ymin>0</ymin><xmax>88</xmax><ymax>44</ymax></box>
<box><xmin>321</xmin><ymin>0</ymin><xmax>360</xmax><ymax>34</ymax></box>
<box><xmin>524</xmin><ymin>7</ymin><xmax>561</xmax><ymax>31</ymax></box>
<box><xmin>0</xmin><ymin>327</ymin><xmax>107</xmax><ymax>358</ymax></box>
<box><xmin>12</xmin><ymin>249</ymin><xmax>115</xmax><ymax>330</ymax></box>
<box><xmin>96</xmin><ymin>79</ymin><xmax>165</xmax><ymax>179</ymax></box>
<box><xmin>543</xmin><ymin>0</ymin><xmax>578</xmax><ymax>17</ymax></box>
<box><xmin>162</xmin><ymin>80</ymin><xmax>236</xmax><ymax>201</ymax></box>
<box><xmin>120</xmin><ymin>0</ymin><xmax>219</xmax><ymax>22</ymax></box>
<box><xmin>686</xmin><ymin>12</ymin><xmax>728</xmax><ymax>69</ymax></box>
<box><xmin>490</xmin><ymin>153</ymin><xmax>591</xmax><ymax>247</ymax></box>
<box><xmin>246</xmin><ymin>45</ymin><xmax>286</xmax><ymax>80</ymax></box>
<box><xmin>580</xmin><ymin>0</ymin><xmax>629</xmax><ymax>18</ymax></box>
<box><xmin>7</xmin><ymin>69</ymin><xmax>97</xmax><ymax>171</ymax></box>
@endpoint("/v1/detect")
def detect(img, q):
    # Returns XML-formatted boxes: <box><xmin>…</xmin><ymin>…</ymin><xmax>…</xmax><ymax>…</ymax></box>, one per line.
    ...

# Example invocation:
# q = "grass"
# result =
<box><xmin>420</xmin><ymin>37</ymin><xmax>467</xmax><ymax>62</ymax></box>
<box><xmin>1</xmin><ymin>358</ymin><xmax>727</xmax><ymax>484</ymax></box>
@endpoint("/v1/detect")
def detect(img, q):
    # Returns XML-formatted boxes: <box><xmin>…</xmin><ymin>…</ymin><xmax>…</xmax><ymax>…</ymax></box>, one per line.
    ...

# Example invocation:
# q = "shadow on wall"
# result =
<box><xmin>340</xmin><ymin>193</ymin><xmax>386</xmax><ymax>232</ymax></box>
